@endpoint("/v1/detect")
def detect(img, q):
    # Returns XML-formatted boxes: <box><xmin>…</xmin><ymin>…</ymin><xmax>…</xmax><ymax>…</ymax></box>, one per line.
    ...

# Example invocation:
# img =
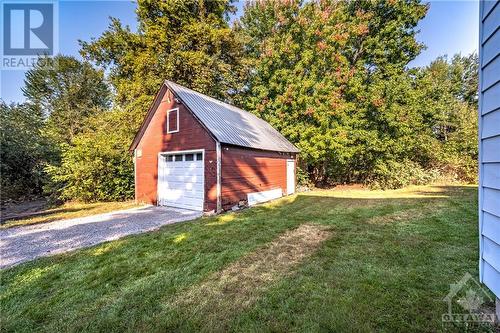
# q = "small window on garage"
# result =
<box><xmin>196</xmin><ymin>153</ymin><xmax>203</xmax><ymax>161</ymax></box>
<box><xmin>166</xmin><ymin>155</ymin><xmax>173</xmax><ymax>162</ymax></box>
<box><xmin>185</xmin><ymin>153</ymin><xmax>194</xmax><ymax>161</ymax></box>
<box><xmin>167</xmin><ymin>108</ymin><xmax>179</xmax><ymax>133</ymax></box>
<box><xmin>174</xmin><ymin>154</ymin><xmax>183</xmax><ymax>162</ymax></box>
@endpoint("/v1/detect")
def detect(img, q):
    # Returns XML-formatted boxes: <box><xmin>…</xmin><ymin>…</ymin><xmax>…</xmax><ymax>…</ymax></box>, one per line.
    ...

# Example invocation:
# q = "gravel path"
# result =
<box><xmin>0</xmin><ymin>206</ymin><xmax>202</xmax><ymax>269</ymax></box>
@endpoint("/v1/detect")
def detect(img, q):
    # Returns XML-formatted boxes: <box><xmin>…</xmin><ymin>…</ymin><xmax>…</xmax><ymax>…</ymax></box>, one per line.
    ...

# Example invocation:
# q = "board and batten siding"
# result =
<box><xmin>479</xmin><ymin>0</ymin><xmax>500</xmax><ymax>298</ymax></box>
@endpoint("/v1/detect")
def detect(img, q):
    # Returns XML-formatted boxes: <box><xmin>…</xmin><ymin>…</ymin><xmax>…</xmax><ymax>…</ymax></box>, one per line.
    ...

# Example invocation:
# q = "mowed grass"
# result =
<box><xmin>1</xmin><ymin>201</ymin><xmax>140</xmax><ymax>229</ymax></box>
<box><xmin>0</xmin><ymin>185</ymin><xmax>493</xmax><ymax>332</ymax></box>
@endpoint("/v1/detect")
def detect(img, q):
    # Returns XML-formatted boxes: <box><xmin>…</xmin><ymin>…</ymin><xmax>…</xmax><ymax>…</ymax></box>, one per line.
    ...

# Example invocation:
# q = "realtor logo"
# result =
<box><xmin>3</xmin><ymin>3</ymin><xmax>53</xmax><ymax>55</ymax></box>
<box><xmin>442</xmin><ymin>272</ymin><xmax>496</xmax><ymax>324</ymax></box>
<box><xmin>1</xmin><ymin>1</ymin><xmax>57</xmax><ymax>69</ymax></box>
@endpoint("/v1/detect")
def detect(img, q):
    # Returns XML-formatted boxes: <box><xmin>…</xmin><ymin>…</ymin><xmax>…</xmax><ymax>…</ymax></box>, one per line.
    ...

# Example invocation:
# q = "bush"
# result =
<box><xmin>0</xmin><ymin>103</ymin><xmax>51</xmax><ymax>201</ymax></box>
<box><xmin>46</xmin><ymin>109</ymin><xmax>136</xmax><ymax>202</ymax></box>
<box><xmin>296</xmin><ymin>165</ymin><xmax>314</xmax><ymax>189</ymax></box>
<box><xmin>369</xmin><ymin>159</ymin><xmax>440</xmax><ymax>190</ymax></box>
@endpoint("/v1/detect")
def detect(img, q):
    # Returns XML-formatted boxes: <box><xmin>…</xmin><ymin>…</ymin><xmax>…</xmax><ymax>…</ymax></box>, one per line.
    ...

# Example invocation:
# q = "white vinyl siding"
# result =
<box><xmin>478</xmin><ymin>0</ymin><xmax>500</xmax><ymax>299</ymax></box>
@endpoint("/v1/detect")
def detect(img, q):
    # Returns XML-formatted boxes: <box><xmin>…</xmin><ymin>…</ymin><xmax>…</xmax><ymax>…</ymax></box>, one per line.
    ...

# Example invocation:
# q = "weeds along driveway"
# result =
<box><xmin>0</xmin><ymin>206</ymin><xmax>201</xmax><ymax>269</ymax></box>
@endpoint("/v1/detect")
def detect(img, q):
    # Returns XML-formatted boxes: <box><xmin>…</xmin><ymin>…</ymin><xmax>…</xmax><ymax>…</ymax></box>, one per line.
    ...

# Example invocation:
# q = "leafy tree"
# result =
<box><xmin>237</xmin><ymin>0</ymin><xmax>427</xmax><ymax>185</ymax></box>
<box><xmin>46</xmin><ymin>108</ymin><xmax>136</xmax><ymax>202</ymax></box>
<box><xmin>0</xmin><ymin>102</ymin><xmax>50</xmax><ymax>200</ymax></box>
<box><xmin>23</xmin><ymin>55</ymin><xmax>111</xmax><ymax>147</ymax></box>
<box><xmin>415</xmin><ymin>55</ymin><xmax>478</xmax><ymax>181</ymax></box>
<box><xmin>80</xmin><ymin>0</ymin><xmax>245</xmax><ymax>128</ymax></box>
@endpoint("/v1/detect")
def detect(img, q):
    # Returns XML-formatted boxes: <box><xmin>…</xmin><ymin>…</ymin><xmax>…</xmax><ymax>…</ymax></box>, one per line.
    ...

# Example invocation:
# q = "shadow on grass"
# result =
<box><xmin>0</xmin><ymin>185</ymin><xmax>482</xmax><ymax>333</ymax></box>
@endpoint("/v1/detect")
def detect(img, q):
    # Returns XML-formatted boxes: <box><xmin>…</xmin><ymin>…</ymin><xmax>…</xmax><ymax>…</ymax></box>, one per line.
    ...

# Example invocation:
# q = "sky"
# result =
<box><xmin>0</xmin><ymin>0</ymin><xmax>479</xmax><ymax>104</ymax></box>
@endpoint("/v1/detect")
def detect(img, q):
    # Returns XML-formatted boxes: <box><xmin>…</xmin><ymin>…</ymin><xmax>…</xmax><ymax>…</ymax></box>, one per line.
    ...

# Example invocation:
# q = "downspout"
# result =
<box><xmin>133</xmin><ymin>149</ymin><xmax>137</xmax><ymax>204</ymax></box>
<box><xmin>216</xmin><ymin>141</ymin><xmax>222</xmax><ymax>213</ymax></box>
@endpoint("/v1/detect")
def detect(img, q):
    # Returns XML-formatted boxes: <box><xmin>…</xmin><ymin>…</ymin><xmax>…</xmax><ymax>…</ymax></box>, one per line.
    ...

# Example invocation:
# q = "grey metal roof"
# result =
<box><xmin>165</xmin><ymin>80</ymin><xmax>299</xmax><ymax>153</ymax></box>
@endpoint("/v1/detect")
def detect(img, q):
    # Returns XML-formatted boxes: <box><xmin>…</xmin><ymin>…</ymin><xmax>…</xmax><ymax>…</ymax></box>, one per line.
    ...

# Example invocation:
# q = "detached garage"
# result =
<box><xmin>130</xmin><ymin>80</ymin><xmax>299</xmax><ymax>212</ymax></box>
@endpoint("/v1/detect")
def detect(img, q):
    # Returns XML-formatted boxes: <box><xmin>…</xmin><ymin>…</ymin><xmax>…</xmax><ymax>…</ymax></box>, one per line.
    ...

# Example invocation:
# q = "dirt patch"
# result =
<box><xmin>170</xmin><ymin>224</ymin><xmax>332</xmax><ymax>326</ymax></box>
<box><xmin>0</xmin><ymin>199</ymin><xmax>50</xmax><ymax>223</ymax></box>
<box><xmin>366</xmin><ymin>202</ymin><xmax>447</xmax><ymax>225</ymax></box>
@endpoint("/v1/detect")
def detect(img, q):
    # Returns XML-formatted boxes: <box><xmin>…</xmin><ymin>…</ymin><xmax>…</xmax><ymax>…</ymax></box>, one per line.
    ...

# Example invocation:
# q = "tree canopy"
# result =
<box><xmin>1</xmin><ymin>0</ymin><xmax>479</xmax><ymax>202</ymax></box>
<box><xmin>80</xmin><ymin>0</ymin><xmax>245</xmax><ymax>128</ymax></box>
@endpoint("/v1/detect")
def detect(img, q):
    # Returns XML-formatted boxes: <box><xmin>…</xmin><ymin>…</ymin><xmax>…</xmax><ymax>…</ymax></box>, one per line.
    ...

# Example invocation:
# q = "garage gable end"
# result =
<box><xmin>132</xmin><ymin>86</ymin><xmax>219</xmax><ymax>211</ymax></box>
<box><xmin>130</xmin><ymin>86</ymin><xmax>217</xmax><ymax>152</ymax></box>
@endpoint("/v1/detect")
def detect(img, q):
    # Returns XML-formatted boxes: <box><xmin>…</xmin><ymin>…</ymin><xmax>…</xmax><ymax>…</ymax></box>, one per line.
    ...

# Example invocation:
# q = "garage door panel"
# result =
<box><xmin>161</xmin><ymin>199</ymin><xmax>204</xmax><ymax>211</ymax></box>
<box><xmin>161</xmin><ymin>184</ymin><xmax>204</xmax><ymax>195</ymax></box>
<box><xmin>165</xmin><ymin>164</ymin><xmax>203</xmax><ymax>171</ymax></box>
<box><xmin>158</xmin><ymin>153</ymin><xmax>204</xmax><ymax>211</ymax></box>
<box><xmin>164</xmin><ymin>166</ymin><xmax>203</xmax><ymax>173</ymax></box>
<box><xmin>161</xmin><ymin>191</ymin><xmax>204</xmax><ymax>202</ymax></box>
<box><xmin>162</xmin><ymin>174</ymin><xmax>203</xmax><ymax>183</ymax></box>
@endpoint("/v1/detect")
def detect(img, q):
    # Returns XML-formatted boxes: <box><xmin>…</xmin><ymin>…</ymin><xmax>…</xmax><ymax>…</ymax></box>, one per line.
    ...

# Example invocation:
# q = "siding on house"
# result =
<box><xmin>479</xmin><ymin>0</ymin><xmax>500</xmax><ymax>298</ymax></box>
<box><xmin>134</xmin><ymin>87</ymin><xmax>218</xmax><ymax>211</ymax></box>
<box><xmin>221</xmin><ymin>145</ymin><xmax>296</xmax><ymax>209</ymax></box>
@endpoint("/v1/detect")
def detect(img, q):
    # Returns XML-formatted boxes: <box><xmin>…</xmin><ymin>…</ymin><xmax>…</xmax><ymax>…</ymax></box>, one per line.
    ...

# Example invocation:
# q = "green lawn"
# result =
<box><xmin>0</xmin><ymin>185</ymin><xmax>494</xmax><ymax>332</ymax></box>
<box><xmin>1</xmin><ymin>201</ymin><xmax>140</xmax><ymax>229</ymax></box>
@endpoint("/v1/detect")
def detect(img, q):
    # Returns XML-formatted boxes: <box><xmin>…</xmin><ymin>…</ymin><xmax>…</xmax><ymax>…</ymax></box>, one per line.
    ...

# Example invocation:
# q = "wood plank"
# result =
<box><xmin>483</xmin><ymin>212</ymin><xmax>500</xmax><ymax>245</ymax></box>
<box><xmin>483</xmin><ymin>163</ymin><xmax>500</xmax><ymax>189</ymax></box>
<box><xmin>482</xmin><ymin>0</ymin><xmax>499</xmax><ymax>20</ymax></box>
<box><xmin>482</xmin><ymin>81</ymin><xmax>500</xmax><ymax>114</ymax></box>
<box><xmin>483</xmin><ymin>187</ymin><xmax>500</xmax><ymax>217</ymax></box>
<box><xmin>482</xmin><ymin>3</ymin><xmax>500</xmax><ymax>42</ymax></box>
<box><xmin>482</xmin><ymin>28</ymin><xmax>500</xmax><ymax>67</ymax></box>
<box><xmin>247</xmin><ymin>188</ymin><xmax>283</xmax><ymax>206</ymax></box>
<box><xmin>483</xmin><ymin>136</ymin><xmax>500</xmax><ymax>162</ymax></box>
<box><xmin>483</xmin><ymin>261</ymin><xmax>500</xmax><ymax>298</ymax></box>
<box><xmin>482</xmin><ymin>55</ymin><xmax>500</xmax><ymax>91</ymax></box>
<box><xmin>482</xmin><ymin>109</ymin><xmax>500</xmax><ymax>138</ymax></box>
<box><xmin>483</xmin><ymin>236</ymin><xmax>500</xmax><ymax>272</ymax></box>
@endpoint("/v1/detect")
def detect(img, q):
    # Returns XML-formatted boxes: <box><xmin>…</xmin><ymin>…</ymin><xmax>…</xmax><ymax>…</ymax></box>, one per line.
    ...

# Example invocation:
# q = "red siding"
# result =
<box><xmin>135</xmin><ymin>88</ymin><xmax>217</xmax><ymax>211</ymax></box>
<box><xmin>221</xmin><ymin>145</ymin><xmax>296</xmax><ymax>209</ymax></box>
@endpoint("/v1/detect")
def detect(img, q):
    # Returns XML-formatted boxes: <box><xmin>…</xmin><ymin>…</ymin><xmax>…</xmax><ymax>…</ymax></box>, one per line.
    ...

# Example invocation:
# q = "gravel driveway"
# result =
<box><xmin>0</xmin><ymin>206</ymin><xmax>201</xmax><ymax>269</ymax></box>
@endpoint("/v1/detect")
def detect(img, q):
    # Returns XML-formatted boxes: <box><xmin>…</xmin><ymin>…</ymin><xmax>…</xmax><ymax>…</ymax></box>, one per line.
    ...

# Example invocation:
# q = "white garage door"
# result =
<box><xmin>157</xmin><ymin>151</ymin><xmax>204</xmax><ymax>211</ymax></box>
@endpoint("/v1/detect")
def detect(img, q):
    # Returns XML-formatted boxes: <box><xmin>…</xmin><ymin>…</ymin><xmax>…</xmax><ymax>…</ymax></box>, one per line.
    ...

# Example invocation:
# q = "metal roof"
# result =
<box><xmin>165</xmin><ymin>80</ymin><xmax>299</xmax><ymax>153</ymax></box>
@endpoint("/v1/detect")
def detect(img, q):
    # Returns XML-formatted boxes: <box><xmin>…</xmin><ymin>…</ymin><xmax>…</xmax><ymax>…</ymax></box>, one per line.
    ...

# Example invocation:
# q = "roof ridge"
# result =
<box><xmin>165</xmin><ymin>80</ymin><xmax>248</xmax><ymax>115</ymax></box>
<box><xmin>164</xmin><ymin>80</ymin><xmax>299</xmax><ymax>153</ymax></box>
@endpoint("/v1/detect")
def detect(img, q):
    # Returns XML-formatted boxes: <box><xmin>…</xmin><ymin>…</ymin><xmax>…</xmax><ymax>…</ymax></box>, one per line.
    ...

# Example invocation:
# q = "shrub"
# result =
<box><xmin>369</xmin><ymin>159</ymin><xmax>439</xmax><ymax>190</ymax></box>
<box><xmin>46</xmin><ymin>109</ymin><xmax>136</xmax><ymax>202</ymax></box>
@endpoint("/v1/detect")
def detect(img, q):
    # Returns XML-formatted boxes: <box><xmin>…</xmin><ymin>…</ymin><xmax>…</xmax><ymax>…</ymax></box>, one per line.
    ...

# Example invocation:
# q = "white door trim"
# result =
<box><xmin>157</xmin><ymin>148</ymin><xmax>205</xmax><ymax>211</ymax></box>
<box><xmin>286</xmin><ymin>159</ymin><xmax>295</xmax><ymax>195</ymax></box>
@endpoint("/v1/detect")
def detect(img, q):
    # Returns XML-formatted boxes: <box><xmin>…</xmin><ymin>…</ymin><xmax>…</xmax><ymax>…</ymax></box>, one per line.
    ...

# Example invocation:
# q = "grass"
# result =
<box><xmin>0</xmin><ymin>185</ymin><xmax>494</xmax><ymax>332</ymax></box>
<box><xmin>1</xmin><ymin>201</ymin><xmax>141</xmax><ymax>229</ymax></box>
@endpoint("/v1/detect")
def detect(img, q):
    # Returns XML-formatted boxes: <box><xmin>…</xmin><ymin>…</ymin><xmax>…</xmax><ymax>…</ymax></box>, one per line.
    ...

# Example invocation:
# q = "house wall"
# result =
<box><xmin>479</xmin><ymin>0</ymin><xmax>500</xmax><ymax>298</ymax></box>
<box><xmin>134</xmin><ymin>87</ymin><xmax>218</xmax><ymax>211</ymax></box>
<box><xmin>220</xmin><ymin>145</ymin><xmax>296</xmax><ymax>209</ymax></box>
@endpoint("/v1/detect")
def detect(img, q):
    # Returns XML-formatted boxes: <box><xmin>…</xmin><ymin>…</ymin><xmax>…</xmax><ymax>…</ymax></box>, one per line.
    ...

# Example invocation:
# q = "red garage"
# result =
<box><xmin>130</xmin><ymin>81</ymin><xmax>299</xmax><ymax>213</ymax></box>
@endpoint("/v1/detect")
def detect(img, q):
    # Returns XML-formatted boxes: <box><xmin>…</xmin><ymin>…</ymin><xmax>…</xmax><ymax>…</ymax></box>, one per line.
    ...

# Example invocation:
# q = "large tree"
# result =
<box><xmin>23</xmin><ymin>55</ymin><xmax>111</xmax><ymax>147</ymax></box>
<box><xmin>237</xmin><ymin>0</ymin><xmax>428</xmax><ymax>185</ymax></box>
<box><xmin>80</xmin><ymin>0</ymin><xmax>244</xmax><ymax>128</ymax></box>
<box><xmin>415</xmin><ymin>54</ymin><xmax>478</xmax><ymax>181</ymax></box>
<box><xmin>0</xmin><ymin>102</ymin><xmax>50</xmax><ymax>200</ymax></box>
